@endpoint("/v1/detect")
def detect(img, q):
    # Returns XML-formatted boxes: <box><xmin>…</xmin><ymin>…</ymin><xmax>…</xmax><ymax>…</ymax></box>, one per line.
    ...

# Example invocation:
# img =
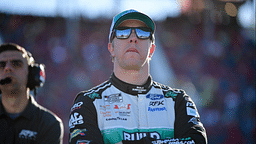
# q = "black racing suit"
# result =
<box><xmin>69</xmin><ymin>74</ymin><xmax>207</xmax><ymax>144</ymax></box>
<box><xmin>0</xmin><ymin>95</ymin><xmax>64</xmax><ymax>144</ymax></box>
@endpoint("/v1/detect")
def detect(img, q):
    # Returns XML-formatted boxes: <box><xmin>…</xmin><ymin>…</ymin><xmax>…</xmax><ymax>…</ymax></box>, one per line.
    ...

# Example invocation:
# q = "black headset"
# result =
<box><xmin>0</xmin><ymin>43</ymin><xmax>46</xmax><ymax>95</ymax></box>
<box><xmin>26</xmin><ymin>51</ymin><xmax>46</xmax><ymax>91</ymax></box>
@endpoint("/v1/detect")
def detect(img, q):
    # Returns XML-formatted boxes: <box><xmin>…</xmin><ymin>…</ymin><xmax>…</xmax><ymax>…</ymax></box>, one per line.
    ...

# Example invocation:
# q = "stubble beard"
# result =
<box><xmin>116</xmin><ymin>56</ymin><xmax>147</xmax><ymax>71</ymax></box>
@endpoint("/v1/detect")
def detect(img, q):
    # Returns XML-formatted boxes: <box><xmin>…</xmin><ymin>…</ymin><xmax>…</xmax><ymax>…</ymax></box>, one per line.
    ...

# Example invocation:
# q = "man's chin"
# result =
<box><xmin>121</xmin><ymin>63</ymin><xmax>141</xmax><ymax>71</ymax></box>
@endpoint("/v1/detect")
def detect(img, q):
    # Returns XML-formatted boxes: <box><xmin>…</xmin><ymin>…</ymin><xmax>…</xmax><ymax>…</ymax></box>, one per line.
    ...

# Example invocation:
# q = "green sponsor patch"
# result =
<box><xmin>101</xmin><ymin>128</ymin><xmax>174</xmax><ymax>144</ymax></box>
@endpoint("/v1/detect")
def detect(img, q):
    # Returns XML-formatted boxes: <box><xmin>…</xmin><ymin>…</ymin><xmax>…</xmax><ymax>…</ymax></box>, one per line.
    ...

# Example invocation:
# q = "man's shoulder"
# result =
<box><xmin>29</xmin><ymin>96</ymin><xmax>62</xmax><ymax>125</ymax></box>
<box><xmin>152</xmin><ymin>81</ymin><xmax>186</xmax><ymax>100</ymax></box>
<box><xmin>32</xmin><ymin>102</ymin><xmax>62</xmax><ymax>124</ymax></box>
<box><xmin>75</xmin><ymin>80</ymin><xmax>112</xmax><ymax>101</ymax></box>
<box><xmin>29</xmin><ymin>99</ymin><xmax>64</xmax><ymax>142</ymax></box>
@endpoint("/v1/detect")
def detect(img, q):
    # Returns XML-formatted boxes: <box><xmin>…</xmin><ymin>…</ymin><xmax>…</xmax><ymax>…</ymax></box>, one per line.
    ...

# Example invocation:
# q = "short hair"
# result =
<box><xmin>0</xmin><ymin>43</ymin><xmax>35</xmax><ymax>65</ymax></box>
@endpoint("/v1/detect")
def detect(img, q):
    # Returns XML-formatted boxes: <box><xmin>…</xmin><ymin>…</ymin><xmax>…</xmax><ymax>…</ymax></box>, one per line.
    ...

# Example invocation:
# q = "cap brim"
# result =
<box><xmin>113</xmin><ymin>12</ymin><xmax>155</xmax><ymax>32</ymax></box>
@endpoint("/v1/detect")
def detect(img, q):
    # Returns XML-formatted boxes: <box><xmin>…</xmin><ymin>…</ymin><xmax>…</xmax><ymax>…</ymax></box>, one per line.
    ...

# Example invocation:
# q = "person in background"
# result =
<box><xmin>69</xmin><ymin>9</ymin><xmax>207</xmax><ymax>144</ymax></box>
<box><xmin>0</xmin><ymin>43</ymin><xmax>64</xmax><ymax>144</ymax></box>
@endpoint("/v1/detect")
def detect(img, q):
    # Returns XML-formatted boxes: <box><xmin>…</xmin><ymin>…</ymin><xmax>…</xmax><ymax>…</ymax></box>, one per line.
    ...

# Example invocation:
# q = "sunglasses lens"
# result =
<box><xmin>135</xmin><ymin>28</ymin><xmax>151</xmax><ymax>39</ymax></box>
<box><xmin>115</xmin><ymin>29</ymin><xmax>131</xmax><ymax>39</ymax></box>
<box><xmin>114</xmin><ymin>27</ymin><xmax>151</xmax><ymax>40</ymax></box>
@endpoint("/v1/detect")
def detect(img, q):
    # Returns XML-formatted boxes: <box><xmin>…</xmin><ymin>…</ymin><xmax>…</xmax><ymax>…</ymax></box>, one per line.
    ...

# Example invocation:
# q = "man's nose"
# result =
<box><xmin>129</xmin><ymin>29</ymin><xmax>137</xmax><ymax>43</ymax></box>
<box><xmin>4</xmin><ymin>61</ymin><xmax>13</xmax><ymax>72</ymax></box>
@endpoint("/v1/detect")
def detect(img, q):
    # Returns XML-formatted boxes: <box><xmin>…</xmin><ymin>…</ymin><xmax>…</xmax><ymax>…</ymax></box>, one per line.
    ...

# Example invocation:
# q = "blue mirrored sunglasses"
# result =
<box><xmin>111</xmin><ymin>27</ymin><xmax>152</xmax><ymax>41</ymax></box>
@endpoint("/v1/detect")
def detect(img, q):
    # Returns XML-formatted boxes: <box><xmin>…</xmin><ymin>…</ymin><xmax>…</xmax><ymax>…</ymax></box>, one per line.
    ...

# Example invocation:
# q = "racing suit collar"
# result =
<box><xmin>110</xmin><ymin>73</ymin><xmax>153</xmax><ymax>95</ymax></box>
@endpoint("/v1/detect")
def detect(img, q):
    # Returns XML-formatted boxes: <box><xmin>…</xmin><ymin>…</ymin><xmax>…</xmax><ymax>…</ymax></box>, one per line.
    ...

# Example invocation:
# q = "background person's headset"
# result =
<box><xmin>27</xmin><ymin>51</ymin><xmax>46</xmax><ymax>95</ymax></box>
<box><xmin>0</xmin><ymin>43</ymin><xmax>46</xmax><ymax>96</ymax></box>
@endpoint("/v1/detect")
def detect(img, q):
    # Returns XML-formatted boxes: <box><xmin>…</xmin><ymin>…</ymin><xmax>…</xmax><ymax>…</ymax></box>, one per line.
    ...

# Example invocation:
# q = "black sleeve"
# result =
<box><xmin>37</xmin><ymin>118</ymin><xmax>64</xmax><ymax>144</ymax></box>
<box><xmin>35</xmin><ymin>108</ymin><xmax>64</xmax><ymax>144</ymax></box>
<box><xmin>174</xmin><ymin>90</ymin><xmax>207</xmax><ymax>144</ymax></box>
<box><xmin>69</xmin><ymin>92</ymin><xmax>104</xmax><ymax>144</ymax></box>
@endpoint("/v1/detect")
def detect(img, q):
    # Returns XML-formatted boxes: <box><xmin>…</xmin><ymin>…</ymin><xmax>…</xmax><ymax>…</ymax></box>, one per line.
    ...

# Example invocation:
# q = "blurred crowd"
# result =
<box><xmin>0</xmin><ymin>12</ymin><xmax>255</xmax><ymax>143</ymax></box>
<box><xmin>158</xmin><ymin>16</ymin><xmax>255</xmax><ymax>143</ymax></box>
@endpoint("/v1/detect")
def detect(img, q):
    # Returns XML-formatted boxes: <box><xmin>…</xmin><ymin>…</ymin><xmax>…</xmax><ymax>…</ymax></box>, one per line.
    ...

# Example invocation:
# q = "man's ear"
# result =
<box><xmin>108</xmin><ymin>43</ymin><xmax>115</xmax><ymax>57</ymax></box>
<box><xmin>149</xmin><ymin>44</ymin><xmax>155</xmax><ymax>58</ymax></box>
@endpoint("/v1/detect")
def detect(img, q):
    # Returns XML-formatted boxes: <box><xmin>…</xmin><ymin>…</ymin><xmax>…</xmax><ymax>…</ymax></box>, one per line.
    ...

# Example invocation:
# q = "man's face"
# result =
<box><xmin>108</xmin><ymin>19</ymin><xmax>155</xmax><ymax>70</ymax></box>
<box><xmin>0</xmin><ymin>51</ymin><xmax>29</xmax><ymax>92</ymax></box>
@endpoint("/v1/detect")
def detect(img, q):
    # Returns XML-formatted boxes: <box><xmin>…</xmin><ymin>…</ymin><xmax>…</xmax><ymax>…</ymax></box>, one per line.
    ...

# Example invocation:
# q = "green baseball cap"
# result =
<box><xmin>109</xmin><ymin>9</ymin><xmax>155</xmax><ymax>41</ymax></box>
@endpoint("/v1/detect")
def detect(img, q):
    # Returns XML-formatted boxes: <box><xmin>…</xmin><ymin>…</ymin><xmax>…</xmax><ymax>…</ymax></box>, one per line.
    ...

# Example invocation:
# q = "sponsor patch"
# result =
<box><xmin>119</xmin><ymin>111</ymin><xmax>131</xmax><ymax>116</ymax></box>
<box><xmin>188</xmin><ymin>117</ymin><xmax>199</xmax><ymax>125</ymax></box>
<box><xmin>99</xmin><ymin>105</ymin><xmax>110</xmax><ymax>110</ymax></box>
<box><xmin>106</xmin><ymin>117</ymin><xmax>127</xmax><ymax>121</ymax></box>
<box><xmin>71</xmin><ymin>102</ymin><xmax>83</xmax><ymax>111</ymax></box>
<box><xmin>186</xmin><ymin>107</ymin><xmax>199</xmax><ymax>117</ymax></box>
<box><xmin>132</xmin><ymin>86</ymin><xmax>146</xmax><ymax>93</ymax></box>
<box><xmin>69</xmin><ymin>112</ymin><xmax>84</xmax><ymax>128</ymax></box>
<box><xmin>100</xmin><ymin>111</ymin><xmax>112</xmax><ymax>117</ymax></box>
<box><xmin>186</xmin><ymin>101</ymin><xmax>194</xmax><ymax>107</ymax></box>
<box><xmin>88</xmin><ymin>92</ymin><xmax>100</xmax><ymax>99</ymax></box>
<box><xmin>19</xmin><ymin>129</ymin><xmax>37</xmax><ymax>140</ymax></box>
<box><xmin>149</xmin><ymin>100</ymin><xmax>164</xmax><ymax>106</ymax></box>
<box><xmin>148</xmin><ymin>107</ymin><xmax>167</xmax><ymax>112</ymax></box>
<box><xmin>123</xmin><ymin>131</ymin><xmax>160</xmax><ymax>141</ymax></box>
<box><xmin>146</xmin><ymin>94</ymin><xmax>164</xmax><ymax>100</ymax></box>
<box><xmin>165</xmin><ymin>90</ymin><xmax>180</xmax><ymax>99</ymax></box>
<box><xmin>152</xmin><ymin>137</ymin><xmax>195</xmax><ymax>144</ymax></box>
<box><xmin>186</xmin><ymin>101</ymin><xmax>199</xmax><ymax>117</ymax></box>
<box><xmin>70</xmin><ymin>129</ymin><xmax>87</xmax><ymax>142</ymax></box>
<box><xmin>104</xmin><ymin>93</ymin><xmax>123</xmax><ymax>103</ymax></box>
<box><xmin>76</xmin><ymin>140</ymin><xmax>91</xmax><ymax>144</ymax></box>
<box><xmin>114</xmin><ymin>103</ymin><xmax>131</xmax><ymax>110</ymax></box>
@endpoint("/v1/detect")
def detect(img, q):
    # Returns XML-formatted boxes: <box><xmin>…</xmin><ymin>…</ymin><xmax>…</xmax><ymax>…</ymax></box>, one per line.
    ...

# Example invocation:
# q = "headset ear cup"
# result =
<box><xmin>27</xmin><ymin>64</ymin><xmax>46</xmax><ymax>90</ymax></box>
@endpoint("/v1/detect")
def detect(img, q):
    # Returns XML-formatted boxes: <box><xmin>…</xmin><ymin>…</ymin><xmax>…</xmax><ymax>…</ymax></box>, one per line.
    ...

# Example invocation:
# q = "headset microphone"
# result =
<box><xmin>0</xmin><ymin>77</ymin><xmax>12</xmax><ymax>85</ymax></box>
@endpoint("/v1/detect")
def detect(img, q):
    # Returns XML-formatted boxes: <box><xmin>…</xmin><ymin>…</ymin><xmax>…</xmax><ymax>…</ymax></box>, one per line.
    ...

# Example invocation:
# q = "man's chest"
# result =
<box><xmin>0</xmin><ymin>117</ymin><xmax>39</xmax><ymax>144</ymax></box>
<box><xmin>94</xmin><ymin>89</ymin><xmax>176</xmax><ymax>129</ymax></box>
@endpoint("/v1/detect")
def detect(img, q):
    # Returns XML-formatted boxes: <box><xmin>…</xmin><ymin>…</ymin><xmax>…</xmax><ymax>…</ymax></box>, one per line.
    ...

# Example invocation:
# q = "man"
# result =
<box><xmin>69</xmin><ymin>9</ymin><xmax>207</xmax><ymax>144</ymax></box>
<box><xmin>0</xmin><ymin>43</ymin><xmax>64</xmax><ymax>144</ymax></box>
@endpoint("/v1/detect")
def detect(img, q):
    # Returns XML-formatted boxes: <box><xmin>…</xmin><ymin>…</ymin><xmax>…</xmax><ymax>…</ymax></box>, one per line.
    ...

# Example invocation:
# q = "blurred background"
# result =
<box><xmin>0</xmin><ymin>0</ymin><xmax>255</xmax><ymax>143</ymax></box>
